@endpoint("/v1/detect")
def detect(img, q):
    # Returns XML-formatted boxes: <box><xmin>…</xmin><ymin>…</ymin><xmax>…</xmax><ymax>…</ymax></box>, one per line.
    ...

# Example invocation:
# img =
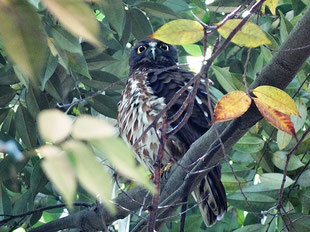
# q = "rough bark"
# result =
<box><xmin>30</xmin><ymin>6</ymin><xmax>310</xmax><ymax>232</ymax></box>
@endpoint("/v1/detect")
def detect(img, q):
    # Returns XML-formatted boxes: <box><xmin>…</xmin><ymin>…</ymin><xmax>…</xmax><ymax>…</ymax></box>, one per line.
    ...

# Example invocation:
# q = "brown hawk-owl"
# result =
<box><xmin>117</xmin><ymin>38</ymin><xmax>227</xmax><ymax>226</ymax></box>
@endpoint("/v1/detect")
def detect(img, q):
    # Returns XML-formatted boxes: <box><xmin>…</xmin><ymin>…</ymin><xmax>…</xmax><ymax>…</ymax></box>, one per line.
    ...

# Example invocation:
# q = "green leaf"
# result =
<box><xmin>138</xmin><ymin>2</ymin><xmax>178</xmax><ymax>19</ymax></box>
<box><xmin>67</xmin><ymin>52</ymin><xmax>90</xmax><ymax>78</ymax></box>
<box><xmin>72</xmin><ymin>115</ymin><xmax>115</xmax><ymax>140</ymax></box>
<box><xmin>279</xmin><ymin>10</ymin><xmax>294</xmax><ymax>43</ymax></box>
<box><xmin>50</xmin><ymin>26</ymin><xmax>83</xmax><ymax>54</ymax></box>
<box><xmin>277</xmin><ymin>130</ymin><xmax>292</xmax><ymax>150</ymax></box>
<box><xmin>272</xmin><ymin>151</ymin><xmax>304</xmax><ymax>171</ymax></box>
<box><xmin>128</xmin><ymin>8</ymin><xmax>153</xmax><ymax>40</ymax></box>
<box><xmin>295</xmin><ymin>136</ymin><xmax>310</xmax><ymax>155</ymax></box>
<box><xmin>0</xmin><ymin>185</ymin><xmax>12</xmax><ymax>217</ymax></box>
<box><xmin>283</xmin><ymin>213</ymin><xmax>310</xmax><ymax>231</ymax></box>
<box><xmin>260</xmin><ymin>173</ymin><xmax>294</xmax><ymax>190</ymax></box>
<box><xmin>38</xmin><ymin>109</ymin><xmax>73</xmax><ymax>144</ymax></box>
<box><xmin>299</xmin><ymin>188</ymin><xmax>310</xmax><ymax>208</ymax></box>
<box><xmin>297</xmin><ymin>169</ymin><xmax>310</xmax><ymax>187</ymax></box>
<box><xmin>40</xmin><ymin>52</ymin><xmax>58</xmax><ymax>90</ymax></box>
<box><xmin>0</xmin><ymin>66</ymin><xmax>19</xmax><ymax>85</ymax></box>
<box><xmin>12</xmin><ymin>190</ymin><xmax>33</xmax><ymax>214</ymax></box>
<box><xmin>0</xmin><ymin>0</ymin><xmax>48</xmax><ymax>84</ymax></box>
<box><xmin>212</xmin><ymin>66</ymin><xmax>238</xmax><ymax>93</ymax></box>
<box><xmin>30</xmin><ymin>160</ymin><xmax>48</xmax><ymax>195</ymax></box>
<box><xmin>227</xmin><ymin>192</ymin><xmax>276</xmax><ymax>212</ymax></box>
<box><xmin>0</xmin><ymin>109</ymin><xmax>9</xmax><ymax>125</ymax></box>
<box><xmin>221</xmin><ymin>174</ymin><xmax>248</xmax><ymax>192</ymax></box>
<box><xmin>182</xmin><ymin>44</ymin><xmax>203</xmax><ymax>56</ymax></box>
<box><xmin>89</xmin><ymin>94</ymin><xmax>118</xmax><ymax>119</ymax></box>
<box><xmin>233</xmin><ymin>136</ymin><xmax>264</xmax><ymax>153</ymax></box>
<box><xmin>0</xmin><ymin>86</ymin><xmax>15</xmax><ymax>107</ymax></box>
<box><xmin>86</xmin><ymin>53</ymin><xmax>118</xmax><ymax>70</ymax></box>
<box><xmin>233</xmin><ymin>224</ymin><xmax>268</xmax><ymax>232</ymax></box>
<box><xmin>62</xmin><ymin>140</ymin><xmax>115</xmax><ymax>212</ymax></box>
<box><xmin>101</xmin><ymin>0</ymin><xmax>125</xmax><ymax>37</ymax></box>
<box><xmin>26</xmin><ymin>87</ymin><xmax>50</xmax><ymax>119</ymax></box>
<box><xmin>42</xmin><ymin>0</ymin><xmax>101</xmax><ymax>47</ymax></box>
<box><xmin>291</xmin><ymin>97</ymin><xmax>307</xmax><ymax>132</ymax></box>
<box><xmin>40</xmin><ymin>145</ymin><xmax>76</xmax><ymax>207</ymax></box>
<box><xmin>15</xmin><ymin>105</ymin><xmax>37</xmax><ymax>148</ymax></box>
<box><xmin>80</xmin><ymin>71</ymin><xmax>122</xmax><ymax>90</ymax></box>
<box><xmin>92</xmin><ymin>137</ymin><xmax>156</xmax><ymax>193</ymax></box>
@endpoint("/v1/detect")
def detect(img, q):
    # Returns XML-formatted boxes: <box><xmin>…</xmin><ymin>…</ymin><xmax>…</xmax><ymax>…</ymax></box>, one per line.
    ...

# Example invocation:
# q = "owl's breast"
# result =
<box><xmin>117</xmin><ymin>71</ymin><xmax>169</xmax><ymax>172</ymax></box>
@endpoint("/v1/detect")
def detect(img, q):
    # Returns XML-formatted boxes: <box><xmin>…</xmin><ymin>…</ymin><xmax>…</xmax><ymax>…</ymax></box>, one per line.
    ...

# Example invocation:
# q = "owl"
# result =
<box><xmin>117</xmin><ymin>38</ymin><xmax>227</xmax><ymax>226</ymax></box>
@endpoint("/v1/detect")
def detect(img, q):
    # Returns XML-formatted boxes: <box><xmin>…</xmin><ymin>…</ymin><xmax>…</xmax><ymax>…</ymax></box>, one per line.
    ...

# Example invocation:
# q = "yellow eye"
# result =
<box><xmin>160</xmin><ymin>44</ymin><xmax>169</xmax><ymax>51</ymax></box>
<box><xmin>137</xmin><ymin>45</ymin><xmax>147</xmax><ymax>54</ymax></box>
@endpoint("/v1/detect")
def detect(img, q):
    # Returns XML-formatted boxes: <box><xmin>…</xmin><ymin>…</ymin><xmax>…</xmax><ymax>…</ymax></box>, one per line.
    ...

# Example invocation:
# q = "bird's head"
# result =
<box><xmin>129</xmin><ymin>38</ymin><xmax>178</xmax><ymax>74</ymax></box>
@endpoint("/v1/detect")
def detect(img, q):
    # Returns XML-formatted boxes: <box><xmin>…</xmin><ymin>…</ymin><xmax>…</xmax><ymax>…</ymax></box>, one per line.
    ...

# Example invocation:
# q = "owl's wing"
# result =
<box><xmin>147</xmin><ymin>68</ymin><xmax>213</xmax><ymax>146</ymax></box>
<box><xmin>147</xmin><ymin>67</ymin><xmax>227</xmax><ymax>226</ymax></box>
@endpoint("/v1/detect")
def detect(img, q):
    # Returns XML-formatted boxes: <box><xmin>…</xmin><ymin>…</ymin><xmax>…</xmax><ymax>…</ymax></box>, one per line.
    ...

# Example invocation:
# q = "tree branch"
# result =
<box><xmin>30</xmin><ymin>6</ymin><xmax>310</xmax><ymax>232</ymax></box>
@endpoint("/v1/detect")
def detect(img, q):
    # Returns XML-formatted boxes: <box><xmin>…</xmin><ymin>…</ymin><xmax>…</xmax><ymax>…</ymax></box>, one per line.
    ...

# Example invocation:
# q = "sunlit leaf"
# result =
<box><xmin>261</xmin><ymin>0</ymin><xmax>279</xmax><ymax>16</ymax></box>
<box><xmin>62</xmin><ymin>140</ymin><xmax>115</xmax><ymax>212</ymax></box>
<box><xmin>72</xmin><ymin>115</ymin><xmax>116</xmax><ymax>140</ymax></box>
<box><xmin>38</xmin><ymin>109</ymin><xmax>73</xmax><ymax>143</ymax></box>
<box><xmin>252</xmin><ymin>85</ymin><xmax>299</xmax><ymax>116</ymax></box>
<box><xmin>0</xmin><ymin>0</ymin><xmax>48</xmax><ymax>84</ymax></box>
<box><xmin>272</xmin><ymin>151</ymin><xmax>304</xmax><ymax>171</ymax></box>
<box><xmin>39</xmin><ymin>145</ymin><xmax>76</xmax><ymax>207</ymax></box>
<box><xmin>214</xmin><ymin>91</ymin><xmax>251</xmax><ymax>122</ymax></box>
<box><xmin>260</xmin><ymin>173</ymin><xmax>294</xmax><ymax>190</ymax></box>
<box><xmin>217</xmin><ymin>19</ymin><xmax>271</xmax><ymax>47</ymax></box>
<box><xmin>150</xmin><ymin>19</ymin><xmax>204</xmax><ymax>45</ymax></box>
<box><xmin>253</xmin><ymin>97</ymin><xmax>296</xmax><ymax>138</ymax></box>
<box><xmin>42</xmin><ymin>0</ymin><xmax>101</xmax><ymax>47</ymax></box>
<box><xmin>92</xmin><ymin>137</ymin><xmax>156</xmax><ymax>194</ymax></box>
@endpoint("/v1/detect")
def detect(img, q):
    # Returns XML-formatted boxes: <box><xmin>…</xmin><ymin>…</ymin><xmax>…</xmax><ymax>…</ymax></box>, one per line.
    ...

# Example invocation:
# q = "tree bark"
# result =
<box><xmin>30</xmin><ymin>6</ymin><xmax>310</xmax><ymax>232</ymax></box>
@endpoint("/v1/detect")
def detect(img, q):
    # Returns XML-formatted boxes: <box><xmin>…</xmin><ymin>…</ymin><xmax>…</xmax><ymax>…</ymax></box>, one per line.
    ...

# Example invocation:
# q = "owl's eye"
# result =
<box><xmin>137</xmin><ymin>45</ymin><xmax>147</xmax><ymax>54</ymax></box>
<box><xmin>160</xmin><ymin>44</ymin><xmax>169</xmax><ymax>51</ymax></box>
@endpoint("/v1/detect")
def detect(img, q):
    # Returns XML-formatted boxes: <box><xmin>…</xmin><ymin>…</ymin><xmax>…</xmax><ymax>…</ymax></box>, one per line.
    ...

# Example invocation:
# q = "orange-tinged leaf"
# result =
<box><xmin>42</xmin><ymin>0</ymin><xmax>101</xmax><ymax>47</ymax></box>
<box><xmin>261</xmin><ymin>0</ymin><xmax>278</xmax><ymax>16</ymax></box>
<box><xmin>252</xmin><ymin>85</ymin><xmax>299</xmax><ymax>116</ymax></box>
<box><xmin>217</xmin><ymin>19</ymin><xmax>271</xmax><ymax>47</ymax></box>
<box><xmin>253</xmin><ymin>97</ymin><xmax>296</xmax><ymax>138</ymax></box>
<box><xmin>149</xmin><ymin>19</ymin><xmax>204</xmax><ymax>45</ymax></box>
<box><xmin>214</xmin><ymin>91</ymin><xmax>252</xmax><ymax>122</ymax></box>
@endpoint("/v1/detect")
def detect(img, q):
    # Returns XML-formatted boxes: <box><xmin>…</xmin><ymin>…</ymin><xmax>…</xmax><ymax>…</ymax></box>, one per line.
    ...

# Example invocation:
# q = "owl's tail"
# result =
<box><xmin>193</xmin><ymin>165</ymin><xmax>227</xmax><ymax>227</ymax></box>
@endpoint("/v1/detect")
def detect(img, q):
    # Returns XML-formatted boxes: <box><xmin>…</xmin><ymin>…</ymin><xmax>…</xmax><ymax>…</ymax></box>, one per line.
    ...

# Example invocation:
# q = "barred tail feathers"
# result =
<box><xmin>193</xmin><ymin>167</ymin><xmax>227</xmax><ymax>226</ymax></box>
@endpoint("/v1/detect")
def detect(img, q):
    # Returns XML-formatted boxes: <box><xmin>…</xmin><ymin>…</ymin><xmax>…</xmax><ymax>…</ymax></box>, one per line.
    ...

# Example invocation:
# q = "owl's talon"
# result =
<box><xmin>161</xmin><ymin>162</ymin><xmax>174</xmax><ymax>177</ymax></box>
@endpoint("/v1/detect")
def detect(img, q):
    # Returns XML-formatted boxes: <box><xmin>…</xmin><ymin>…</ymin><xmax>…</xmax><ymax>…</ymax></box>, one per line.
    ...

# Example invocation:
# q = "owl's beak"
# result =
<box><xmin>151</xmin><ymin>48</ymin><xmax>156</xmax><ymax>60</ymax></box>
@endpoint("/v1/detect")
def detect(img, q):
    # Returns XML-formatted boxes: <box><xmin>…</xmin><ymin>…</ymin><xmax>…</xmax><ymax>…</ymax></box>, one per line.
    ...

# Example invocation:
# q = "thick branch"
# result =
<box><xmin>30</xmin><ymin>6</ymin><xmax>310</xmax><ymax>232</ymax></box>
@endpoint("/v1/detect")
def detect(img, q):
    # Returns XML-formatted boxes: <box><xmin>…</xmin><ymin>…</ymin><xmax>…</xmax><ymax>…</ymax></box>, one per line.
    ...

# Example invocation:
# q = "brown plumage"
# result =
<box><xmin>117</xmin><ymin>38</ymin><xmax>227</xmax><ymax>226</ymax></box>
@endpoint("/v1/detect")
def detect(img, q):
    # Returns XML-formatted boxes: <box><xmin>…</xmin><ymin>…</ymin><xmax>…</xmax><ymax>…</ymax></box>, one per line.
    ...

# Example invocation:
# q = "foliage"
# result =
<box><xmin>0</xmin><ymin>0</ymin><xmax>309</xmax><ymax>231</ymax></box>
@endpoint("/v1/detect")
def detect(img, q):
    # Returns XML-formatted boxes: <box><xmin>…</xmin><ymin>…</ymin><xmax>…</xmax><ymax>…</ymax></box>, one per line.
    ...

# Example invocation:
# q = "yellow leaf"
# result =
<box><xmin>38</xmin><ymin>109</ymin><xmax>73</xmax><ymax>143</ymax></box>
<box><xmin>214</xmin><ymin>91</ymin><xmax>252</xmax><ymax>122</ymax></box>
<box><xmin>253</xmin><ymin>97</ymin><xmax>296</xmax><ymax>138</ymax></box>
<box><xmin>0</xmin><ymin>0</ymin><xmax>47</xmax><ymax>85</ymax></box>
<box><xmin>217</xmin><ymin>19</ymin><xmax>272</xmax><ymax>47</ymax></box>
<box><xmin>72</xmin><ymin>115</ymin><xmax>116</xmax><ymax>140</ymax></box>
<box><xmin>252</xmin><ymin>85</ymin><xmax>299</xmax><ymax>116</ymax></box>
<box><xmin>150</xmin><ymin>19</ymin><xmax>204</xmax><ymax>45</ymax></box>
<box><xmin>39</xmin><ymin>145</ymin><xmax>76</xmax><ymax>207</ymax></box>
<box><xmin>42</xmin><ymin>0</ymin><xmax>101</xmax><ymax>47</ymax></box>
<box><xmin>62</xmin><ymin>140</ymin><xmax>115</xmax><ymax>213</ymax></box>
<box><xmin>261</xmin><ymin>0</ymin><xmax>279</xmax><ymax>16</ymax></box>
